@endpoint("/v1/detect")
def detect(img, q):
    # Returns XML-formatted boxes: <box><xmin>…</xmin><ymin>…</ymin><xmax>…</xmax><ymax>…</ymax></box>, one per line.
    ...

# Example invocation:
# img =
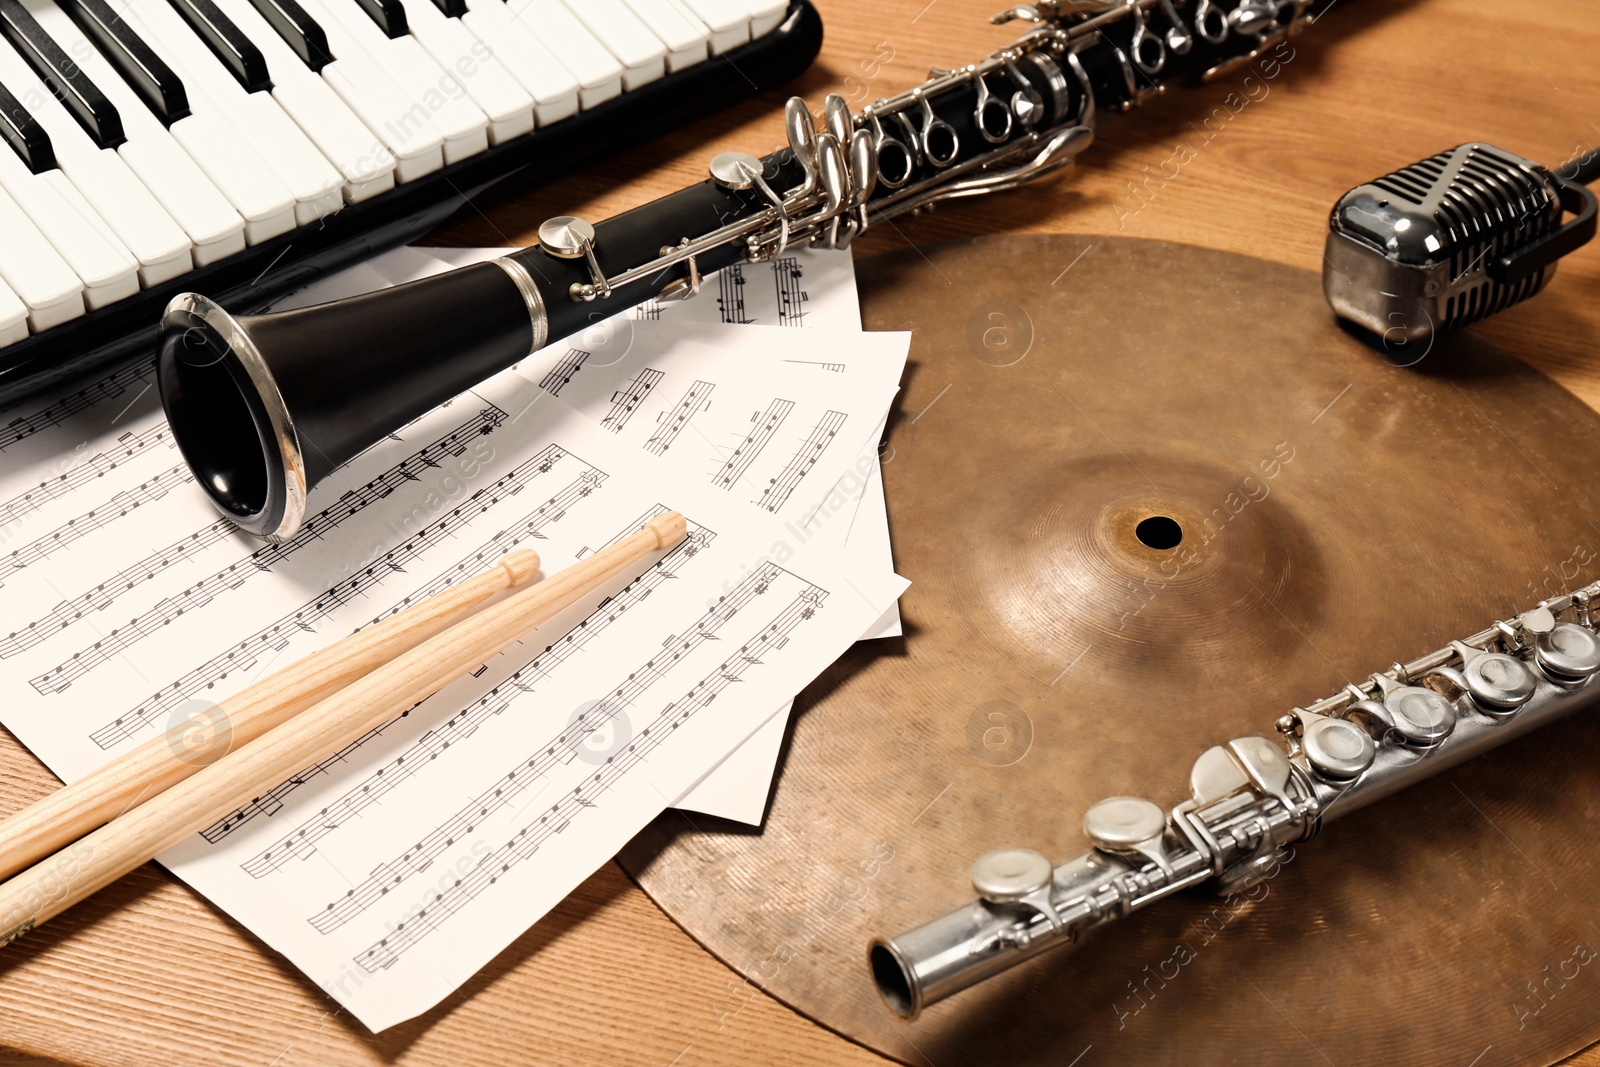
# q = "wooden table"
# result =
<box><xmin>2</xmin><ymin>1</ymin><xmax>1597</xmax><ymax>1063</ymax></box>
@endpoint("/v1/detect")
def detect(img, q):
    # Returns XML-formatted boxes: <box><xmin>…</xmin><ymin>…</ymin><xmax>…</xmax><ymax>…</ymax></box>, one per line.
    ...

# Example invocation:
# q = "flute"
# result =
<box><xmin>153</xmin><ymin>0</ymin><xmax>1335</xmax><ymax>539</ymax></box>
<box><xmin>869</xmin><ymin>583</ymin><xmax>1600</xmax><ymax>1018</ymax></box>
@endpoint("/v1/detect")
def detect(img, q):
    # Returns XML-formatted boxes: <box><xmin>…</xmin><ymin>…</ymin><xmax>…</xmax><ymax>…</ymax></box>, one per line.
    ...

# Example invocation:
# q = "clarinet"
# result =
<box><xmin>158</xmin><ymin>0</ymin><xmax>1334</xmax><ymax>540</ymax></box>
<box><xmin>869</xmin><ymin>584</ymin><xmax>1600</xmax><ymax>1018</ymax></box>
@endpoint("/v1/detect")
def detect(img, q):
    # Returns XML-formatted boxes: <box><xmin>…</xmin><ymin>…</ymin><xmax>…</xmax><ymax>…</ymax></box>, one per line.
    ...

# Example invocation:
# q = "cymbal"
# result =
<box><xmin>619</xmin><ymin>235</ymin><xmax>1600</xmax><ymax>1067</ymax></box>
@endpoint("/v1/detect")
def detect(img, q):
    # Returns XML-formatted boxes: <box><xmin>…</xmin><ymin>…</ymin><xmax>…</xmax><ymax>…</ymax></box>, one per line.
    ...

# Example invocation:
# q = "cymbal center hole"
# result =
<box><xmin>1135</xmin><ymin>516</ymin><xmax>1183</xmax><ymax>550</ymax></box>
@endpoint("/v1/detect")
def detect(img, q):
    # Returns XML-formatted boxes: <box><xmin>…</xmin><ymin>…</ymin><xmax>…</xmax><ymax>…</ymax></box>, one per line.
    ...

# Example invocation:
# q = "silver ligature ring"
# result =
<box><xmin>1195</xmin><ymin>0</ymin><xmax>1229</xmax><ymax>42</ymax></box>
<box><xmin>972</xmin><ymin>67</ymin><xmax>1012</xmax><ymax>144</ymax></box>
<box><xmin>1128</xmin><ymin>0</ymin><xmax>1166</xmax><ymax>75</ymax></box>
<box><xmin>913</xmin><ymin>87</ymin><xmax>960</xmax><ymax>168</ymax></box>
<box><xmin>867</xmin><ymin>107</ymin><xmax>916</xmax><ymax>189</ymax></box>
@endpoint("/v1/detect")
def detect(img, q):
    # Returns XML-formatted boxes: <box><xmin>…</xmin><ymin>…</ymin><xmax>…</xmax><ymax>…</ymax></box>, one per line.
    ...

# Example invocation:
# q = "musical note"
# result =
<box><xmin>0</xmin><ymin>364</ymin><xmax>154</xmax><ymax>453</ymax></box>
<box><xmin>351</xmin><ymin>578</ymin><xmax>827</xmax><ymax>970</ymax></box>
<box><xmin>717</xmin><ymin>265</ymin><xmax>753</xmax><ymax>325</ymax></box>
<box><xmin>710</xmin><ymin>399</ymin><xmax>793</xmax><ymax>491</ymax></box>
<box><xmin>0</xmin><ymin>465</ymin><xmax>194</xmax><ymax>586</ymax></box>
<box><xmin>756</xmin><ymin>410</ymin><xmax>847</xmax><ymax>514</ymax></box>
<box><xmin>237</xmin><ymin>516</ymin><xmax>722</xmax><ymax>885</ymax></box>
<box><xmin>29</xmin><ymin>408</ymin><xmax>509</xmax><ymax>695</ymax></box>
<box><xmin>773</xmin><ymin>257</ymin><xmax>809</xmax><ymax>327</ymax></box>
<box><xmin>782</xmin><ymin>359</ymin><xmax>846</xmax><ymax>373</ymax></box>
<box><xmin>600</xmin><ymin>368</ymin><xmax>663</xmax><ymax>433</ymax></box>
<box><xmin>0</xmin><ymin>424</ymin><xmax>176</xmax><ymax>531</ymax></box>
<box><xmin>537</xmin><ymin>349</ymin><xmax>589</xmax><ymax>396</ymax></box>
<box><xmin>93</xmin><ymin>444</ymin><xmax>589</xmax><ymax>753</ymax></box>
<box><xmin>644</xmin><ymin>380</ymin><xmax>713</xmax><ymax>457</ymax></box>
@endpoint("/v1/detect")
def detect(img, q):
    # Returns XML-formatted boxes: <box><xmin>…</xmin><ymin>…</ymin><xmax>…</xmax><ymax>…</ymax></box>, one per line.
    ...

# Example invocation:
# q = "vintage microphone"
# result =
<box><xmin>1323</xmin><ymin>142</ymin><xmax>1599</xmax><ymax>347</ymax></box>
<box><xmin>156</xmin><ymin>0</ymin><xmax>1343</xmax><ymax>540</ymax></box>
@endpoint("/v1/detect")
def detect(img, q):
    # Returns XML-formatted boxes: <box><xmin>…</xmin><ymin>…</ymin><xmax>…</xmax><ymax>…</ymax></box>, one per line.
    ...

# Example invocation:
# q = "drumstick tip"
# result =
<box><xmin>499</xmin><ymin>549</ymin><xmax>543</xmax><ymax>587</ymax></box>
<box><xmin>647</xmin><ymin>512</ymin><xmax>687</xmax><ymax>549</ymax></box>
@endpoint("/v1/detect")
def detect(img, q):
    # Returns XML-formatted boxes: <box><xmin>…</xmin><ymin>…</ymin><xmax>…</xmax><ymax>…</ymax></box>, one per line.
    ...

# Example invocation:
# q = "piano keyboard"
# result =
<box><xmin>0</xmin><ymin>0</ymin><xmax>820</xmax><ymax>406</ymax></box>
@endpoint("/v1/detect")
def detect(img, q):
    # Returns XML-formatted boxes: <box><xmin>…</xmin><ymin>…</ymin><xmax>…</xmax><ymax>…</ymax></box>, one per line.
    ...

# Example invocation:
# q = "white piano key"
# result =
<box><xmin>30</xmin><ymin>172</ymin><xmax>140</xmax><ymax>304</ymax></box>
<box><xmin>395</xmin><ymin>0</ymin><xmax>532</xmax><ymax>144</ymax></box>
<box><xmin>305</xmin><ymin>0</ymin><xmax>488</xmax><ymax>162</ymax></box>
<box><xmin>0</xmin><ymin>103</ymin><xmax>140</xmax><ymax>306</ymax></box>
<box><xmin>0</xmin><ymin>37</ymin><xmax>192</xmax><ymax>285</ymax></box>
<box><xmin>238</xmin><ymin>91</ymin><xmax>343</xmax><ymax>220</ymax></box>
<box><xmin>620</xmin><ymin>0</ymin><xmax>709</xmax><ymax>72</ymax></box>
<box><xmin>675</xmin><ymin>0</ymin><xmax>747</xmax><ymax>52</ymax></box>
<box><xmin>741</xmin><ymin>0</ymin><xmax>785</xmax><ymax>37</ymax></box>
<box><xmin>9</xmin><ymin>169</ymin><xmax>139</xmax><ymax>307</ymax></box>
<box><xmin>0</xmin><ymin>277</ymin><xmax>26</xmax><ymax>345</ymax></box>
<box><xmin>171</xmin><ymin>106</ymin><xmax>297</xmax><ymax>241</ymax></box>
<box><xmin>557</xmin><ymin>0</ymin><xmax>666</xmax><ymax>88</ymax></box>
<box><xmin>268</xmin><ymin>74</ymin><xmax>396</xmax><ymax>197</ymax></box>
<box><xmin>93</xmin><ymin>0</ymin><xmax>293</xmax><ymax>238</ymax></box>
<box><xmin>106</xmin><ymin>7</ymin><xmax>294</xmax><ymax>240</ymax></box>
<box><xmin>316</xmin><ymin>54</ymin><xmax>442</xmax><ymax>181</ymax></box>
<box><xmin>121</xmin><ymin>0</ymin><xmax>344</xmax><ymax>220</ymax></box>
<box><xmin>208</xmin><ymin>0</ymin><xmax>397</xmax><ymax>199</ymax></box>
<box><xmin>503</xmin><ymin>0</ymin><xmax>621</xmax><ymax>105</ymax></box>
<box><xmin>0</xmin><ymin>181</ymin><xmax>87</xmax><ymax>329</ymax></box>
<box><xmin>22</xmin><ymin>0</ymin><xmax>246</xmax><ymax>267</ymax></box>
<box><xmin>458</xmin><ymin>0</ymin><xmax>578</xmax><ymax>125</ymax></box>
<box><xmin>116</xmin><ymin>135</ymin><xmax>244</xmax><ymax>263</ymax></box>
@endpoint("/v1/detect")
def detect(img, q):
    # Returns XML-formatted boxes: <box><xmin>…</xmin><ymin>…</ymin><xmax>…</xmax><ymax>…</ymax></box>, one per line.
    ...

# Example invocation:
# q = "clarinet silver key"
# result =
<box><xmin>869</xmin><ymin>583</ymin><xmax>1600</xmax><ymax>1019</ymax></box>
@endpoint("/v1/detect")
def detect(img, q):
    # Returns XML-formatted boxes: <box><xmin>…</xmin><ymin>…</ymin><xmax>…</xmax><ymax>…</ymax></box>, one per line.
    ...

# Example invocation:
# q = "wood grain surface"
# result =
<box><xmin>2</xmin><ymin>0</ymin><xmax>1598</xmax><ymax>1063</ymax></box>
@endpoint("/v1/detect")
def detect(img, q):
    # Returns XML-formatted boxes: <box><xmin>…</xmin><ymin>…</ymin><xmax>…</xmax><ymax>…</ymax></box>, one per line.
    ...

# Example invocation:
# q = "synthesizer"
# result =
<box><xmin>0</xmin><ymin>0</ymin><xmax>822</xmax><ymax>405</ymax></box>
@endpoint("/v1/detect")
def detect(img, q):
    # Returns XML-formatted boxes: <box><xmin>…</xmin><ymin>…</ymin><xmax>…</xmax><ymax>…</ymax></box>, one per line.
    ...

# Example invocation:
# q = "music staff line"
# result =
<box><xmin>537</xmin><ymin>350</ymin><xmax>589</xmax><ymax>396</ymax></box>
<box><xmin>7</xmin><ymin>407</ymin><xmax>506</xmax><ymax>666</ymax></box>
<box><xmin>711</xmin><ymin>399</ymin><xmax>793</xmax><ymax>493</ymax></box>
<box><xmin>233</xmin><ymin>513</ymin><xmax>716</xmax><ymax>873</ymax></box>
<box><xmin>644</xmin><ymin>380</ymin><xmax>714</xmax><ymax>457</ymax></box>
<box><xmin>301</xmin><ymin>546</ymin><xmax>762</xmax><ymax>928</ymax></box>
<box><xmin>0</xmin><ymin>424</ymin><xmax>177</xmax><ymax>532</ymax></box>
<box><xmin>192</xmin><ymin>470</ymin><xmax>614</xmax><ymax>840</ymax></box>
<box><xmin>773</xmin><ymin>257</ymin><xmax>808</xmax><ymax>327</ymax></box>
<box><xmin>600</xmin><ymin>368</ymin><xmax>664</xmax><ymax>434</ymax></box>
<box><xmin>189</xmin><ymin>464</ymin><xmax>621</xmax><ymax>839</ymax></box>
<box><xmin>29</xmin><ymin>408</ymin><xmax>509</xmax><ymax>695</ymax></box>
<box><xmin>755</xmin><ymin>410</ymin><xmax>847</xmax><ymax>514</ymax></box>
<box><xmin>366</xmin><ymin>455</ymin><xmax>604</xmax><ymax>628</ymax></box>
<box><xmin>353</xmin><ymin>580</ymin><xmax>827</xmax><ymax>971</ymax></box>
<box><xmin>718</xmin><ymin>264</ymin><xmax>753</xmax><ymax>325</ymax></box>
<box><xmin>0</xmin><ymin>364</ymin><xmax>155</xmax><ymax>453</ymax></box>
<box><xmin>0</xmin><ymin>464</ymin><xmax>194</xmax><ymax>587</ymax></box>
<box><xmin>93</xmin><ymin>443</ymin><xmax>592</xmax><ymax>754</ymax></box>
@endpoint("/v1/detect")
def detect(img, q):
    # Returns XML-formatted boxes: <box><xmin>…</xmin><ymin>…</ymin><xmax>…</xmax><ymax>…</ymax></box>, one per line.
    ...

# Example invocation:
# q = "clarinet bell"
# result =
<box><xmin>157</xmin><ymin>261</ymin><xmax>538</xmax><ymax>540</ymax></box>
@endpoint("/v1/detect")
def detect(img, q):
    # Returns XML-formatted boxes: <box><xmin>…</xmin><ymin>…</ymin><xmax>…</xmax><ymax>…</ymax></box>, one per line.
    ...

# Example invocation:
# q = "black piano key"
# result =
<box><xmin>59</xmin><ymin>0</ymin><xmax>190</xmax><ymax>125</ymax></box>
<box><xmin>0</xmin><ymin>78</ymin><xmax>52</xmax><ymax>171</ymax></box>
<box><xmin>0</xmin><ymin>0</ymin><xmax>123</xmax><ymax>149</ymax></box>
<box><xmin>428</xmin><ymin>0</ymin><xmax>465</xmax><ymax>17</ymax></box>
<box><xmin>350</xmin><ymin>0</ymin><xmax>405</xmax><ymax>39</ymax></box>
<box><xmin>246</xmin><ymin>0</ymin><xmax>331</xmax><ymax>71</ymax></box>
<box><xmin>165</xmin><ymin>0</ymin><xmax>272</xmax><ymax>93</ymax></box>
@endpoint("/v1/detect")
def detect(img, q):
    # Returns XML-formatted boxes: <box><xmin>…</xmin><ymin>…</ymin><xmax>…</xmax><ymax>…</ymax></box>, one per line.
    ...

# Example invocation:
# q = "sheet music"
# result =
<box><xmin>516</xmin><ymin>326</ymin><xmax>903</xmax><ymax>524</ymax></box>
<box><xmin>268</xmin><ymin>246</ymin><xmax>900</xmax><ymax>825</ymax></box>
<box><xmin>623</xmin><ymin>251</ymin><xmax>858</xmax><ymax>330</ymax></box>
<box><xmin>0</xmin><ymin>365</ymin><xmax>904</xmax><ymax>1030</ymax></box>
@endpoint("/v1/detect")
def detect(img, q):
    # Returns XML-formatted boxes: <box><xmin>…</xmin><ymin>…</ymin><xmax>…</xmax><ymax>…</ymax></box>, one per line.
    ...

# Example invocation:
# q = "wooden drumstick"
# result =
<box><xmin>0</xmin><ymin>549</ymin><xmax>544</xmax><ymax>885</ymax></box>
<box><xmin>0</xmin><ymin>512</ymin><xmax>684</xmax><ymax>946</ymax></box>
